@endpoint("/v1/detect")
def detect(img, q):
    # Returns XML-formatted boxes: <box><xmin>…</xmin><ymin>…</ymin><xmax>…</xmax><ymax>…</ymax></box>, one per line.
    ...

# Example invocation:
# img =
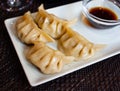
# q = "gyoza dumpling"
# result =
<box><xmin>35</xmin><ymin>4</ymin><xmax>77</xmax><ymax>39</ymax></box>
<box><xmin>57</xmin><ymin>27</ymin><xmax>105</xmax><ymax>60</ymax></box>
<box><xmin>26</xmin><ymin>42</ymin><xmax>75</xmax><ymax>74</ymax></box>
<box><xmin>16</xmin><ymin>11</ymin><xmax>54</xmax><ymax>44</ymax></box>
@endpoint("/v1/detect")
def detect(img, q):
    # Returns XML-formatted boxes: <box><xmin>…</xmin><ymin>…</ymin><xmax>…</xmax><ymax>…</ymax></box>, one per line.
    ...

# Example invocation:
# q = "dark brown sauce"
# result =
<box><xmin>89</xmin><ymin>7</ymin><xmax>118</xmax><ymax>20</ymax></box>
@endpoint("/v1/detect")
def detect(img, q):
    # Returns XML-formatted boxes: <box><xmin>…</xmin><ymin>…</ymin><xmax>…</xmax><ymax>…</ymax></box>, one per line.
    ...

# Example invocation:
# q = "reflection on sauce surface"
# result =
<box><xmin>89</xmin><ymin>7</ymin><xmax>118</xmax><ymax>20</ymax></box>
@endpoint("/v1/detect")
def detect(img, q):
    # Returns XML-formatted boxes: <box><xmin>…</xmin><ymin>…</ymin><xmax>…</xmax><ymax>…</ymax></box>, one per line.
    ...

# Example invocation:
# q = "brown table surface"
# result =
<box><xmin>0</xmin><ymin>0</ymin><xmax>120</xmax><ymax>91</ymax></box>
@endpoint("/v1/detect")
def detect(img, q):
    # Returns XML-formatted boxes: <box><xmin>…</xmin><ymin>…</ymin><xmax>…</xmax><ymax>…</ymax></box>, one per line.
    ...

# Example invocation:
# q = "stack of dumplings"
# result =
<box><xmin>16</xmin><ymin>4</ymin><xmax>105</xmax><ymax>74</ymax></box>
<box><xmin>16</xmin><ymin>8</ymin><xmax>75</xmax><ymax>74</ymax></box>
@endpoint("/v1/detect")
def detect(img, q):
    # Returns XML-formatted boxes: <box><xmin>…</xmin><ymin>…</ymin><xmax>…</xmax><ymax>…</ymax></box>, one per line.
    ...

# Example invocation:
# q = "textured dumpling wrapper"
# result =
<box><xmin>57</xmin><ymin>27</ymin><xmax>105</xmax><ymax>60</ymax></box>
<box><xmin>16</xmin><ymin>11</ymin><xmax>54</xmax><ymax>44</ymax></box>
<box><xmin>35</xmin><ymin>4</ymin><xmax>77</xmax><ymax>39</ymax></box>
<box><xmin>26</xmin><ymin>42</ymin><xmax>75</xmax><ymax>74</ymax></box>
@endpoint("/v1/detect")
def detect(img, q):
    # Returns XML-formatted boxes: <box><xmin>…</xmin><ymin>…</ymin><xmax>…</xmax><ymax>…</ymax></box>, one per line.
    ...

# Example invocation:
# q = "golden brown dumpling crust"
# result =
<box><xmin>35</xmin><ymin>4</ymin><xmax>76</xmax><ymax>39</ymax></box>
<box><xmin>26</xmin><ymin>42</ymin><xmax>74</xmax><ymax>74</ymax></box>
<box><xmin>16</xmin><ymin>11</ymin><xmax>54</xmax><ymax>44</ymax></box>
<box><xmin>57</xmin><ymin>27</ymin><xmax>105</xmax><ymax>60</ymax></box>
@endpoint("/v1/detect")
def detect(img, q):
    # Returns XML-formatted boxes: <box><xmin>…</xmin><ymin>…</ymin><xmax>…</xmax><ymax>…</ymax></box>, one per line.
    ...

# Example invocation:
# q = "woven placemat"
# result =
<box><xmin>0</xmin><ymin>0</ymin><xmax>120</xmax><ymax>91</ymax></box>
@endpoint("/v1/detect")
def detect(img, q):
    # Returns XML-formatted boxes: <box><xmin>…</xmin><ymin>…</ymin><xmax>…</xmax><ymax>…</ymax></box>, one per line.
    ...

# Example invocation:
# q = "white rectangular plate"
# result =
<box><xmin>4</xmin><ymin>1</ymin><xmax>120</xmax><ymax>86</ymax></box>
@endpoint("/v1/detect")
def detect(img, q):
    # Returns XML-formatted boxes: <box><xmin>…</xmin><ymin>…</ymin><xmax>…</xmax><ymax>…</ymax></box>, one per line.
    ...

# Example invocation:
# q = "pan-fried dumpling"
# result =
<box><xmin>57</xmin><ymin>27</ymin><xmax>105</xmax><ymax>60</ymax></box>
<box><xmin>35</xmin><ymin>4</ymin><xmax>77</xmax><ymax>39</ymax></box>
<box><xmin>16</xmin><ymin>11</ymin><xmax>54</xmax><ymax>44</ymax></box>
<box><xmin>26</xmin><ymin>42</ymin><xmax>75</xmax><ymax>74</ymax></box>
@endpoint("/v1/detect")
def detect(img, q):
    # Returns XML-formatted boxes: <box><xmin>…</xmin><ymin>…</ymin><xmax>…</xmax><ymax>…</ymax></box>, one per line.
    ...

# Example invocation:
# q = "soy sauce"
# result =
<box><xmin>89</xmin><ymin>7</ymin><xmax>118</xmax><ymax>20</ymax></box>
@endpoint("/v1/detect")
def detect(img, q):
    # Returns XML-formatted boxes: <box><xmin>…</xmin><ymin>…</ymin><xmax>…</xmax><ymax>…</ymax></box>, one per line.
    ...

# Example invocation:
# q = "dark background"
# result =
<box><xmin>0</xmin><ymin>0</ymin><xmax>120</xmax><ymax>91</ymax></box>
